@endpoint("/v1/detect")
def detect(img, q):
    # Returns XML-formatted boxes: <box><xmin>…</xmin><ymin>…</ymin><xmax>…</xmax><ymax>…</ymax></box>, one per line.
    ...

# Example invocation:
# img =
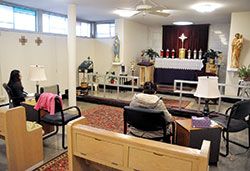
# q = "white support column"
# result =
<box><xmin>67</xmin><ymin>4</ymin><xmax>76</xmax><ymax>106</ymax></box>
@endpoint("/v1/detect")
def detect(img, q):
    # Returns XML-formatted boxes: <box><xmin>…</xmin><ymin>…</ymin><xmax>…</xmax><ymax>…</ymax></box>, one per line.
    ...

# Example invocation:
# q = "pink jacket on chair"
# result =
<box><xmin>34</xmin><ymin>93</ymin><xmax>63</xmax><ymax>115</ymax></box>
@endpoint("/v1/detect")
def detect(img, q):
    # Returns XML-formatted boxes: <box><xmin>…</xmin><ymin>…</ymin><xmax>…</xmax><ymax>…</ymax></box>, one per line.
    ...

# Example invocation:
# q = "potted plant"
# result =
<box><xmin>106</xmin><ymin>71</ymin><xmax>117</xmax><ymax>84</ymax></box>
<box><xmin>143</xmin><ymin>48</ymin><xmax>159</xmax><ymax>60</ymax></box>
<box><xmin>238</xmin><ymin>64</ymin><xmax>250</xmax><ymax>81</ymax></box>
<box><xmin>203</xmin><ymin>49</ymin><xmax>222</xmax><ymax>64</ymax></box>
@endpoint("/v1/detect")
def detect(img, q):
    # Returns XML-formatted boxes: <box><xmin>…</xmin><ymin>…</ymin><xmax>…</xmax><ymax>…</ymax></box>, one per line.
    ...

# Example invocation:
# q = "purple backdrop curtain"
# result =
<box><xmin>162</xmin><ymin>25</ymin><xmax>209</xmax><ymax>58</ymax></box>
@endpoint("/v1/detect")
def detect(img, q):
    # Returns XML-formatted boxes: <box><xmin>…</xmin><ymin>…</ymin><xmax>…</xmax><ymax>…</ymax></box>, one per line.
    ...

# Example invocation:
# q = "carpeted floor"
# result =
<box><xmin>34</xmin><ymin>151</ymin><xmax>68</xmax><ymax>171</ymax></box>
<box><xmin>82</xmin><ymin>105</ymin><xmax>125</xmax><ymax>133</ymax></box>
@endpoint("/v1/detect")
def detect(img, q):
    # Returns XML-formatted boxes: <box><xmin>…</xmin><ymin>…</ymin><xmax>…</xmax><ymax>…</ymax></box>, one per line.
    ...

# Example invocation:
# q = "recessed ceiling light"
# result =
<box><xmin>192</xmin><ymin>3</ymin><xmax>222</xmax><ymax>13</ymax></box>
<box><xmin>114</xmin><ymin>10</ymin><xmax>139</xmax><ymax>17</ymax></box>
<box><xmin>173</xmin><ymin>21</ymin><xmax>193</xmax><ymax>25</ymax></box>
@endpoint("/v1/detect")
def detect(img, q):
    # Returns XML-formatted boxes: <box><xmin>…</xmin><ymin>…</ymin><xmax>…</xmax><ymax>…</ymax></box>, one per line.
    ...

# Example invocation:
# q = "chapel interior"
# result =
<box><xmin>0</xmin><ymin>0</ymin><xmax>250</xmax><ymax>171</ymax></box>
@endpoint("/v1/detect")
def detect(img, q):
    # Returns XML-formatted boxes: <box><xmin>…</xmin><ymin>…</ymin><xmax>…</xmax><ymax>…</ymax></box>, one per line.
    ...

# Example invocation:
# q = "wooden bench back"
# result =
<box><xmin>67</xmin><ymin>117</ymin><xmax>210</xmax><ymax>171</ymax></box>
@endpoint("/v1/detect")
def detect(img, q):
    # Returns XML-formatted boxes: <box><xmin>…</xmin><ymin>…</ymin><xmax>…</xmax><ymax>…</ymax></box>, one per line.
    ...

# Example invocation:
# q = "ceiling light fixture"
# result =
<box><xmin>173</xmin><ymin>21</ymin><xmax>193</xmax><ymax>25</ymax></box>
<box><xmin>114</xmin><ymin>10</ymin><xmax>139</xmax><ymax>17</ymax></box>
<box><xmin>192</xmin><ymin>3</ymin><xmax>222</xmax><ymax>13</ymax></box>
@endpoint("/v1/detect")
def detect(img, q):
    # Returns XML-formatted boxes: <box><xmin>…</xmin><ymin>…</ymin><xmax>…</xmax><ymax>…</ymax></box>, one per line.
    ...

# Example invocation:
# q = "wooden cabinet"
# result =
<box><xmin>176</xmin><ymin>119</ymin><xmax>221</xmax><ymax>165</ymax></box>
<box><xmin>129</xmin><ymin>147</ymin><xmax>192</xmax><ymax>171</ymax></box>
<box><xmin>76</xmin><ymin>134</ymin><xmax>124</xmax><ymax>166</ymax></box>
<box><xmin>206</xmin><ymin>63</ymin><xmax>219</xmax><ymax>75</ymax></box>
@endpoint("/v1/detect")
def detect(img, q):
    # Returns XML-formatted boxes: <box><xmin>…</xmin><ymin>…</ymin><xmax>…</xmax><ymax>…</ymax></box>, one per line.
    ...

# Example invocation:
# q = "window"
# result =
<box><xmin>0</xmin><ymin>5</ymin><xmax>13</xmax><ymax>29</ymax></box>
<box><xmin>76</xmin><ymin>22</ymin><xmax>91</xmax><ymax>37</ymax></box>
<box><xmin>96</xmin><ymin>23</ymin><xmax>115</xmax><ymax>38</ymax></box>
<box><xmin>0</xmin><ymin>5</ymin><xmax>36</xmax><ymax>31</ymax></box>
<box><xmin>13</xmin><ymin>7</ymin><xmax>36</xmax><ymax>31</ymax></box>
<box><xmin>42</xmin><ymin>13</ymin><xmax>67</xmax><ymax>34</ymax></box>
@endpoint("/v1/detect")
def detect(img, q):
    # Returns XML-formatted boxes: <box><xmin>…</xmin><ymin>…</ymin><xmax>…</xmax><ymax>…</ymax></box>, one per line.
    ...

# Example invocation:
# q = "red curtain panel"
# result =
<box><xmin>162</xmin><ymin>24</ymin><xmax>209</xmax><ymax>58</ymax></box>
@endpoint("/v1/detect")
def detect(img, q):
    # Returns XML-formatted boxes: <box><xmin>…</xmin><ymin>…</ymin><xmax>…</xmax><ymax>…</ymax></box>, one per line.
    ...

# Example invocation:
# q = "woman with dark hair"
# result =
<box><xmin>8</xmin><ymin>70</ymin><xmax>27</xmax><ymax>107</ymax></box>
<box><xmin>129</xmin><ymin>81</ymin><xmax>172</xmax><ymax>138</ymax></box>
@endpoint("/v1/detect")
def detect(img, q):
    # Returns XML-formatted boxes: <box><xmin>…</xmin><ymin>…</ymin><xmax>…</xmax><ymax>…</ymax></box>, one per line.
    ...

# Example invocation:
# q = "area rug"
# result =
<box><xmin>82</xmin><ymin>105</ymin><xmax>124</xmax><ymax>133</ymax></box>
<box><xmin>81</xmin><ymin>104</ymin><xmax>187</xmax><ymax>134</ymax></box>
<box><xmin>33</xmin><ymin>151</ymin><xmax>68</xmax><ymax>171</ymax></box>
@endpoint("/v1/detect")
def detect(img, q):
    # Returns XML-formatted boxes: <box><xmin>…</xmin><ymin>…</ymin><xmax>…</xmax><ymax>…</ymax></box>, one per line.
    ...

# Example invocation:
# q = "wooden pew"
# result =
<box><xmin>67</xmin><ymin>117</ymin><xmax>210</xmax><ymax>171</ymax></box>
<box><xmin>0</xmin><ymin>107</ymin><xmax>43</xmax><ymax>171</ymax></box>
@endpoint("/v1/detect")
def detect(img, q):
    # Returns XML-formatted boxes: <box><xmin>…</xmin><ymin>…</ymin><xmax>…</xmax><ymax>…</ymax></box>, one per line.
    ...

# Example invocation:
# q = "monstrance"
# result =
<box><xmin>178</xmin><ymin>33</ymin><xmax>187</xmax><ymax>59</ymax></box>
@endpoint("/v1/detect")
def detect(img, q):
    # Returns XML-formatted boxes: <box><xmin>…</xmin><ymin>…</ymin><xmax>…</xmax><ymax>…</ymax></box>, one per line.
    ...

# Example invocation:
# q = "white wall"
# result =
<box><xmin>115</xmin><ymin>19</ymin><xmax>149</xmax><ymax>75</ymax></box>
<box><xmin>148</xmin><ymin>26</ymin><xmax>162</xmax><ymax>54</ymax></box>
<box><xmin>94</xmin><ymin>38</ymin><xmax>114</xmax><ymax>74</ymax></box>
<box><xmin>225</xmin><ymin>11</ymin><xmax>250</xmax><ymax>96</ymax></box>
<box><xmin>0</xmin><ymin>30</ymin><xmax>97</xmax><ymax>97</ymax></box>
<box><xmin>208</xmin><ymin>23</ymin><xmax>230</xmax><ymax>83</ymax></box>
<box><xmin>0</xmin><ymin>19</ymin><xmax>148</xmax><ymax>98</ymax></box>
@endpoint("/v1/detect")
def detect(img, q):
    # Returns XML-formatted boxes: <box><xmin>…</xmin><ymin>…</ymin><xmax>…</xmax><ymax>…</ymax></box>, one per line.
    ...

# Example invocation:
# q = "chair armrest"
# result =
<box><xmin>63</xmin><ymin>106</ymin><xmax>81</xmax><ymax>116</ymax></box>
<box><xmin>208</xmin><ymin>107</ymin><xmax>232</xmax><ymax>118</ymax></box>
<box><xmin>170</xmin><ymin>121</ymin><xmax>175</xmax><ymax>144</ymax></box>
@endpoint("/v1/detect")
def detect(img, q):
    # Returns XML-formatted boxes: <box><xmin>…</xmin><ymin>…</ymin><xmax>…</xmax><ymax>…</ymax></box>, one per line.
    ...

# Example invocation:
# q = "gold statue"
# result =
<box><xmin>231</xmin><ymin>33</ymin><xmax>243</xmax><ymax>68</ymax></box>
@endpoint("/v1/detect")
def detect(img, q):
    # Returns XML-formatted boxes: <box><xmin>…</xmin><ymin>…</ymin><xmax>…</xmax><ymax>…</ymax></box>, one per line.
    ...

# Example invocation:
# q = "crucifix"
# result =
<box><xmin>179</xmin><ymin>33</ymin><xmax>187</xmax><ymax>48</ymax></box>
<box><xmin>178</xmin><ymin>33</ymin><xmax>188</xmax><ymax>59</ymax></box>
<box><xmin>35</xmin><ymin>37</ymin><xmax>43</xmax><ymax>46</ymax></box>
<box><xmin>19</xmin><ymin>36</ymin><xmax>27</xmax><ymax>45</ymax></box>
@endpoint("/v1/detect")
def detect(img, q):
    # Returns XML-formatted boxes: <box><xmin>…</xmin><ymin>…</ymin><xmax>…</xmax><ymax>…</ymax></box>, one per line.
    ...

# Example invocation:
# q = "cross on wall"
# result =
<box><xmin>35</xmin><ymin>37</ymin><xmax>43</xmax><ymax>46</ymax></box>
<box><xmin>19</xmin><ymin>36</ymin><xmax>27</xmax><ymax>45</ymax></box>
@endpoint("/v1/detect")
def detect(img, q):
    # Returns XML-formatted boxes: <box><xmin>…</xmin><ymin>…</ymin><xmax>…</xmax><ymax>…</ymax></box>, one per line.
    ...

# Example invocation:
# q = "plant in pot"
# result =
<box><xmin>203</xmin><ymin>49</ymin><xmax>222</xmax><ymax>64</ymax></box>
<box><xmin>238</xmin><ymin>64</ymin><xmax>250</xmax><ymax>81</ymax></box>
<box><xmin>144</xmin><ymin>48</ymin><xmax>159</xmax><ymax>61</ymax></box>
<box><xmin>106</xmin><ymin>71</ymin><xmax>117</xmax><ymax>84</ymax></box>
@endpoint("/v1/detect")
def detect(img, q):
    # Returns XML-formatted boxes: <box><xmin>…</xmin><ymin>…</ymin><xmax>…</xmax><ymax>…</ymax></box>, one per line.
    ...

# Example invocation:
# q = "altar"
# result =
<box><xmin>154</xmin><ymin>58</ymin><xmax>204</xmax><ymax>84</ymax></box>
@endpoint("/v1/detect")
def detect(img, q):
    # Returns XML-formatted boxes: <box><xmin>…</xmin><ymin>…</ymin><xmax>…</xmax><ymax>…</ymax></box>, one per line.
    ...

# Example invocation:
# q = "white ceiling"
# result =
<box><xmin>2</xmin><ymin>0</ymin><xmax>250</xmax><ymax>26</ymax></box>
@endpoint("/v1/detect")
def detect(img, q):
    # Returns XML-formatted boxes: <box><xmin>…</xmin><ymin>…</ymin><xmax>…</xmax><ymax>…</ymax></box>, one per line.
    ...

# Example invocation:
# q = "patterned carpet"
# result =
<box><xmin>82</xmin><ymin>105</ymin><xmax>124</xmax><ymax>133</ymax></box>
<box><xmin>34</xmin><ymin>151</ymin><xmax>68</xmax><ymax>171</ymax></box>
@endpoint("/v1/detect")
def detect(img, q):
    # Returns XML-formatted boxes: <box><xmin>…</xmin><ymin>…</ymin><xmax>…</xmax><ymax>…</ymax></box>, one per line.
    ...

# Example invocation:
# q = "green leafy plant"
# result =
<box><xmin>238</xmin><ymin>64</ymin><xmax>250</xmax><ymax>81</ymax></box>
<box><xmin>144</xmin><ymin>48</ymin><xmax>159</xmax><ymax>60</ymax></box>
<box><xmin>203</xmin><ymin>49</ymin><xmax>222</xmax><ymax>60</ymax></box>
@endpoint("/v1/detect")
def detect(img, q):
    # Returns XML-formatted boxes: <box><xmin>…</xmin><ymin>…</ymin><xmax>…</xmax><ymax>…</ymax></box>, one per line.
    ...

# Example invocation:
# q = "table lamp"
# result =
<box><xmin>194</xmin><ymin>76</ymin><xmax>220</xmax><ymax>116</ymax></box>
<box><xmin>28</xmin><ymin>65</ymin><xmax>47</xmax><ymax>93</ymax></box>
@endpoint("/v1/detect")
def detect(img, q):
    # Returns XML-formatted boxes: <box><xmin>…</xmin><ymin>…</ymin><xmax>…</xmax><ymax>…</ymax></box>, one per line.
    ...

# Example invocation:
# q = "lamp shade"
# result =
<box><xmin>28</xmin><ymin>65</ymin><xmax>47</xmax><ymax>81</ymax></box>
<box><xmin>194</xmin><ymin>76</ymin><xmax>220</xmax><ymax>98</ymax></box>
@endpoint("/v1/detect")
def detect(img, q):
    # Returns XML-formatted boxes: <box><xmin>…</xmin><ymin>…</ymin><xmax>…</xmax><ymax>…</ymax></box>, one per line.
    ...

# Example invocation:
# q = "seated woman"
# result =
<box><xmin>8</xmin><ymin>70</ymin><xmax>27</xmax><ymax>107</ymax></box>
<box><xmin>129</xmin><ymin>81</ymin><xmax>173</xmax><ymax>138</ymax></box>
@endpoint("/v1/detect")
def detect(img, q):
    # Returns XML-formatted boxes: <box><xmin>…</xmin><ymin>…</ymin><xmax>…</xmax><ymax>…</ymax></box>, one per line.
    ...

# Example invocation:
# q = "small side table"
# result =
<box><xmin>176</xmin><ymin>119</ymin><xmax>221</xmax><ymax>165</ymax></box>
<box><xmin>139</xmin><ymin>65</ymin><xmax>154</xmax><ymax>86</ymax></box>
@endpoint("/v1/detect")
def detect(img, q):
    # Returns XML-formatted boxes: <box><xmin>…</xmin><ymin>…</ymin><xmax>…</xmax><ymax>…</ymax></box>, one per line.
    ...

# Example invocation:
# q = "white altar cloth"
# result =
<box><xmin>155</xmin><ymin>58</ymin><xmax>204</xmax><ymax>70</ymax></box>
